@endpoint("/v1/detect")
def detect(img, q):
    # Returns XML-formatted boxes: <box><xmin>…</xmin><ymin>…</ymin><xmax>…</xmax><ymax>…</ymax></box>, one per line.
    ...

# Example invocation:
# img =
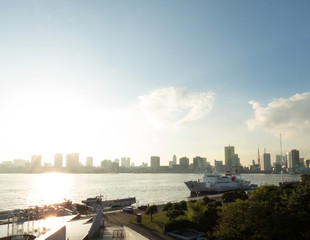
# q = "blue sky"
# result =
<box><xmin>1</xmin><ymin>0</ymin><xmax>310</xmax><ymax>166</ymax></box>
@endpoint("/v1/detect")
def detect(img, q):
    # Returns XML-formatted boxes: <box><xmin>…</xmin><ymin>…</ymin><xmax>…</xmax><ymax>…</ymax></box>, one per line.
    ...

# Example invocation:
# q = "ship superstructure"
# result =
<box><xmin>185</xmin><ymin>171</ymin><xmax>255</xmax><ymax>195</ymax></box>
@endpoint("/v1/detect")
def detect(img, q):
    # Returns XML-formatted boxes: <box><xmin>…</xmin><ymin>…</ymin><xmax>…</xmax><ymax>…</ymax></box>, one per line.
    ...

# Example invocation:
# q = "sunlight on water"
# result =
<box><xmin>27</xmin><ymin>173</ymin><xmax>73</xmax><ymax>206</ymax></box>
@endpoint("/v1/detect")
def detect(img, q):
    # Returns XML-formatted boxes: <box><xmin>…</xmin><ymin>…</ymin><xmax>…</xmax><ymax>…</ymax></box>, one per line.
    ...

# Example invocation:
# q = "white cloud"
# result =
<box><xmin>247</xmin><ymin>92</ymin><xmax>310</xmax><ymax>139</ymax></box>
<box><xmin>138</xmin><ymin>87</ymin><xmax>215</xmax><ymax>128</ymax></box>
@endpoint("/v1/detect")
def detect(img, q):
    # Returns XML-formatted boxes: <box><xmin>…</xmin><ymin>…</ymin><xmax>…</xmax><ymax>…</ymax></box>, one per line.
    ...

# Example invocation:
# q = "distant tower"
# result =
<box><xmin>86</xmin><ymin>156</ymin><xmax>93</xmax><ymax>167</ymax></box>
<box><xmin>225</xmin><ymin>145</ymin><xmax>235</xmax><ymax>171</ymax></box>
<box><xmin>173</xmin><ymin>154</ymin><xmax>177</xmax><ymax>165</ymax></box>
<box><xmin>257</xmin><ymin>147</ymin><xmax>261</xmax><ymax>167</ymax></box>
<box><xmin>150</xmin><ymin>156</ymin><xmax>160</xmax><ymax>171</ymax></box>
<box><xmin>288</xmin><ymin>149</ymin><xmax>300</xmax><ymax>169</ymax></box>
<box><xmin>66</xmin><ymin>153</ymin><xmax>80</xmax><ymax>170</ymax></box>
<box><xmin>54</xmin><ymin>153</ymin><xmax>63</xmax><ymax>168</ymax></box>
<box><xmin>261</xmin><ymin>152</ymin><xmax>271</xmax><ymax>171</ymax></box>
<box><xmin>31</xmin><ymin>155</ymin><xmax>42</xmax><ymax>172</ymax></box>
<box><xmin>179</xmin><ymin>157</ymin><xmax>189</xmax><ymax>170</ymax></box>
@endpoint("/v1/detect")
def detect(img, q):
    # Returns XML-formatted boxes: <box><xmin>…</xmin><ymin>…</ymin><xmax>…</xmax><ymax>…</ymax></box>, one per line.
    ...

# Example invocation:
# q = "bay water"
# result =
<box><xmin>0</xmin><ymin>173</ymin><xmax>301</xmax><ymax>211</ymax></box>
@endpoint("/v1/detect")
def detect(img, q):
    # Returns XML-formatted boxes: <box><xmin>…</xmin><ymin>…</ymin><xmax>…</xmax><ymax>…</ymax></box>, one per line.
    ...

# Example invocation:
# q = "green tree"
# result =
<box><xmin>145</xmin><ymin>205</ymin><xmax>158</xmax><ymax>221</ymax></box>
<box><xmin>215</xmin><ymin>182</ymin><xmax>310</xmax><ymax>240</ymax></box>
<box><xmin>186</xmin><ymin>200</ymin><xmax>220</xmax><ymax>233</ymax></box>
<box><xmin>180</xmin><ymin>200</ymin><xmax>187</xmax><ymax>210</ymax></box>
<box><xmin>301</xmin><ymin>174</ymin><xmax>310</xmax><ymax>185</ymax></box>
<box><xmin>163</xmin><ymin>202</ymin><xmax>173</xmax><ymax>211</ymax></box>
<box><xmin>166</xmin><ymin>209</ymin><xmax>185</xmax><ymax>221</ymax></box>
<box><xmin>203</xmin><ymin>196</ymin><xmax>215</xmax><ymax>204</ymax></box>
<box><xmin>222</xmin><ymin>190</ymin><xmax>248</xmax><ymax>203</ymax></box>
<box><xmin>250</xmin><ymin>185</ymin><xmax>281</xmax><ymax>203</ymax></box>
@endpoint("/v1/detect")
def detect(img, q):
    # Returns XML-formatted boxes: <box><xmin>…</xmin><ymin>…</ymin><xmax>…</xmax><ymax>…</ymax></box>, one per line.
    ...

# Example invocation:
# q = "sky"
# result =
<box><xmin>1</xmin><ymin>0</ymin><xmax>310</xmax><ymax>167</ymax></box>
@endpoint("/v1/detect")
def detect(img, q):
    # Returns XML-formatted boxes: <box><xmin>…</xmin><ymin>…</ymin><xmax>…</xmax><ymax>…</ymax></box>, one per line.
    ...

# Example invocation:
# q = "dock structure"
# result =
<box><xmin>101</xmin><ymin>197</ymin><xmax>136</xmax><ymax>208</ymax></box>
<box><xmin>83</xmin><ymin>197</ymin><xmax>136</xmax><ymax>209</ymax></box>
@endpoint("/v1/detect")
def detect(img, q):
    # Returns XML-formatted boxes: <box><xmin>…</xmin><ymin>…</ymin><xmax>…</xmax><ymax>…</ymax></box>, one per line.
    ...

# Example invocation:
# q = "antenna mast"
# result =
<box><xmin>280</xmin><ymin>133</ymin><xmax>283</xmax><ymax>165</ymax></box>
<box><xmin>257</xmin><ymin>146</ymin><xmax>260</xmax><ymax>166</ymax></box>
<box><xmin>280</xmin><ymin>133</ymin><xmax>284</xmax><ymax>184</ymax></box>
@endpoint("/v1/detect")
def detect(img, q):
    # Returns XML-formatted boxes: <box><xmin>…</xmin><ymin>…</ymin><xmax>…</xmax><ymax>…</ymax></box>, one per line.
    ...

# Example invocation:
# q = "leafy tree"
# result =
<box><xmin>215</xmin><ymin>182</ymin><xmax>310</xmax><ymax>240</ymax></box>
<box><xmin>180</xmin><ymin>200</ymin><xmax>187</xmax><ymax>210</ymax></box>
<box><xmin>250</xmin><ymin>185</ymin><xmax>281</xmax><ymax>203</ymax></box>
<box><xmin>186</xmin><ymin>200</ymin><xmax>220</xmax><ymax>233</ymax></box>
<box><xmin>214</xmin><ymin>199</ymin><xmax>282</xmax><ymax>240</ymax></box>
<box><xmin>166</xmin><ymin>209</ymin><xmax>185</xmax><ymax>221</ymax></box>
<box><xmin>145</xmin><ymin>205</ymin><xmax>158</xmax><ymax>221</ymax></box>
<box><xmin>163</xmin><ymin>202</ymin><xmax>173</xmax><ymax>211</ymax></box>
<box><xmin>186</xmin><ymin>200</ymin><xmax>207</xmax><ymax>224</ymax></box>
<box><xmin>172</xmin><ymin>202</ymin><xmax>182</xmax><ymax>210</ymax></box>
<box><xmin>301</xmin><ymin>174</ymin><xmax>310</xmax><ymax>185</ymax></box>
<box><xmin>203</xmin><ymin>196</ymin><xmax>215</xmax><ymax>204</ymax></box>
<box><xmin>222</xmin><ymin>190</ymin><xmax>248</xmax><ymax>203</ymax></box>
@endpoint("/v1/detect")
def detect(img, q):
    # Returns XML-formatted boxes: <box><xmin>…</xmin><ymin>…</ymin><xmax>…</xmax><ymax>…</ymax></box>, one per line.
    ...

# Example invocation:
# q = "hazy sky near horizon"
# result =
<box><xmin>1</xmin><ymin>0</ymin><xmax>310</xmax><ymax>166</ymax></box>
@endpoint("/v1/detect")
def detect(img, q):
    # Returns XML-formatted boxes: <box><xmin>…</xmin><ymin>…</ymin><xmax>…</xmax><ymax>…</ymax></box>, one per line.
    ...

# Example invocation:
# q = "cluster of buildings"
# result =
<box><xmin>250</xmin><ymin>148</ymin><xmax>310</xmax><ymax>174</ymax></box>
<box><xmin>1</xmin><ymin>145</ymin><xmax>310</xmax><ymax>174</ymax></box>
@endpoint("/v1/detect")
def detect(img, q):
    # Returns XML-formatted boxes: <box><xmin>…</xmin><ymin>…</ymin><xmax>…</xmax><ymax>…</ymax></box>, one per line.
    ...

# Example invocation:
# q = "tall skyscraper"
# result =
<box><xmin>54</xmin><ymin>153</ymin><xmax>63</xmax><ymax>168</ymax></box>
<box><xmin>179</xmin><ymin>157</ymin><xmax>189</xmax><ymax>170</ymax></box>
<box><xmin>173</xmin><ymin>154</ymin><xmax>177</xmax><ymax>165</ymax></box>
<box><xmin>121</xmin><ymin>157</ymin><xmax>130</xmax><ymax>168</ymax></box>
<box><xmin>275</xmin><ymin>155</ymin><xmax>282</xmax><ymax>165</ymax></box>
<box><xmin>288</xmin><ymin>149</ymin><xmax>300</xmax><ymax>169</ymax></box>
<box><xmin>66</xmin><ymin>153</ymin><xmax>80</xmax><ymax>170</ymax></box>
<box><xmin>169</xmin><ymin>155</ymin><xmax>178</xmax><ymax>169</ymax></box>
<box><xmin>225</xmin><ymin>145</ymin><xmax>235</xmax><ymax>171</ymax></box>
<box><xmin>261</xmin><ymin>153</ymin><xmax>271</xmax><ymax>171</ymax></box>
<box><xmin>31</xmin><ymin>155</ymin><xmax>42</xmax><ymax>172</ymax></box>
<box><xmin>193</xmin><ymin>156</ymin><xmax>206</xmax><ymax>171</ymax></box>
<box><xmin>86</xmin><ymin>156</ymin><xmax>93</xmax><ymax>167</ymax></box>
<box><xmin>150</xmin><ymin>156</ymin><xmax>160</xmax><ymax>171</ymax></box>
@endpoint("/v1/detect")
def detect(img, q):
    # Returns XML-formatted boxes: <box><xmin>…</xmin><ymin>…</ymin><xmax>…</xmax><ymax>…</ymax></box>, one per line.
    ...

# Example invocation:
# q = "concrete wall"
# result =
<box><xmin>124</xmin><ymin>226</ymin><xmax>148</xmax><ymax>240</ymax></box>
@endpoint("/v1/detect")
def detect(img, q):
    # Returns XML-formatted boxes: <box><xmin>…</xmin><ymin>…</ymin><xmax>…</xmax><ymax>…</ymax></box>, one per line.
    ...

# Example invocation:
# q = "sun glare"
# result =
<box><xmin>29</xmin><ymin>173</ymin><xmax>73</xmax><ymax>207</ymax></box>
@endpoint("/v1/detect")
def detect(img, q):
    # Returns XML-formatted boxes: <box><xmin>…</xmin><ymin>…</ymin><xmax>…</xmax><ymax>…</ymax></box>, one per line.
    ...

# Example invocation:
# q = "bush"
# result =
<box><xmin>163</xmin><ymin>202</ymin><xmax>173</xmax><ymax>211</ymax></box>
<box><xmin>166</xmin><ymin>209</ymin><xmax>185</xmax><ymax>220</ymax></box>
<box><xmin>222</xmin><ymin>190</ymin><xmax>248</xmax><ymax>203</ymax></box>
<box><xmin>164</xmin><ymin>219</ymin><xmax>199</xmax><ymax>232</ymax></box>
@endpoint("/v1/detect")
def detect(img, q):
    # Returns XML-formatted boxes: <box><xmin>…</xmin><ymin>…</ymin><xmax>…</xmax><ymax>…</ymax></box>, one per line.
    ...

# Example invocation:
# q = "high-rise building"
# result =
<box><xmin>121</xmin><ymin>157</ymin><xmax>130</xmax><ymax>168</ymax></box>
<box><xmin>225</xmin><ymin>145</ymin><xmax>235</xmax><ymax>171</ymax></box>
<box><xmin>31</xmin><ymin>155</ymin><xmax>42</xmax><ymax>172</ymax></box>
<box><xmin>299</xmin><ymin>158</ymin><xmax>305</xmax><ymax>168</ymax></box>
<box><xmin>214</xmin><ymin>160</ymin><xmax>225</xmax><ymax>172</ymax></box>
<box><xmin>193</xmin><ymin>156</ymin><xmax>206</xmax><ymax>171</ymax></box>
<box><xmin>66</xmin><ymin>153</ymin><xmax>80</xmax><ymax>170</ymax></box>
<box><xmin>101</xmin><ymin>159</ymin><xmax>113</xmax><ymax>171</ymax></box>
<box><xmin>173</xmin><ymin>155</ymin><xmax>177</xmax><ymax>165</ymax></box>
<box><xmin>86</xmin><ymin>156</ymin><xmax>93</xmax><ymax>167</ymax></box>
<box><xmin>179</xmin><ymin>157</ymin><xmax>189</xmax><ymax>170</ymax></box>
<box><xmin>150</xmin><ymin>156</ymin><xmax>160</xmax><ymax>171</ymax></box>
<box><xmin>288</xmin><ymin>149</ymin><xmax>300</xmax><ymax>169</ymax></box>
<box><xmin>306</xmin><ymin>159</ymin><xmax>310</xmax><ymax>168</ymax></box>
<box><xmin>261</xmin><ymin>153</ymin><xmax>271</xmax><ymax>171</ymax></box>
<box><xmin>14</xmin><ymin>159</ymin><xmax>27</xmax><ymax>167</ymax></box>
<box><xmin>275</xmin><ymin>155</ymin><xmax>282</xmax><ymax>165</ymax></box>
<box><xmin>232</xmin><ymin>154</ymin><xmax>240</xmax><ymax>167</ymax></box>
<box><xmin>54</xmin><ymin>153</ymin><xmax>63</xmax><ymax>168</ymax></box>
<box><xmin>114</xmin><ymin>159</ymin><xmax>120</xmax><ymax>164</ymax></box>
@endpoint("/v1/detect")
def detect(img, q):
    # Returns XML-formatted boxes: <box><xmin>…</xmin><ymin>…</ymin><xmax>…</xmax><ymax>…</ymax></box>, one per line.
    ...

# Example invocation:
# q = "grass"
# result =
<box><xmin>130</xmin><ymin>212</ymin><xmax>170</xmax><ymax>233</ymax></box>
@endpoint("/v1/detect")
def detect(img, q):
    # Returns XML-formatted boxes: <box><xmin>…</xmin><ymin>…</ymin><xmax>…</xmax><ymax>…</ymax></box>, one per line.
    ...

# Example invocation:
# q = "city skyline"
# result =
<box><xmin>1</xmin><ymin>1</ymin><xmax>310</xmax><ymax>166</ymax></box>
<box><xmin>1</xmin><ymin>145</ymin><xmax>309</xmax><ymax>168</ymax></box>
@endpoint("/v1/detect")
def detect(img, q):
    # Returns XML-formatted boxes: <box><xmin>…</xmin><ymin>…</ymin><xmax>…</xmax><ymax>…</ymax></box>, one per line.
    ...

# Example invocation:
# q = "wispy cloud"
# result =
<box><xmin>247</xmin><ymin>92</ymin><xmax>310</xmax><ymax>139</ymax></box>
<box><xmin>138</xmin><ymin>87</ymin><xmax>215</xmax><ymax>128</ymax></box>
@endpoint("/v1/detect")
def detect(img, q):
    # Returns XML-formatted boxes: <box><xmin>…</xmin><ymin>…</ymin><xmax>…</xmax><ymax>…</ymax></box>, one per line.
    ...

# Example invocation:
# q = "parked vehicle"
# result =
<box><xmin>122</xmin><ymin>206</ymin><xmax>133</xmax><ymax>212</ymax></box>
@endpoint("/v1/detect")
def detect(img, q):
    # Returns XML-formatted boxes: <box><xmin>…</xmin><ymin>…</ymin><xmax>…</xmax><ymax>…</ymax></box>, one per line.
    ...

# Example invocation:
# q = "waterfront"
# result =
<box><xmin>0</xmin><ymin>173</ymin><xmax>301</xmax><ymax>211</ymax></box>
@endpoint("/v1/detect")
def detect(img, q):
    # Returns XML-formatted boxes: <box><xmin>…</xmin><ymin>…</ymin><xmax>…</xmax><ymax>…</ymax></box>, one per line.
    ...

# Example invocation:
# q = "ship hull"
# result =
<box><xmin>185</xmin><ymin>180</ymin><xmax>253</xmax><ymax>195</ymax></box>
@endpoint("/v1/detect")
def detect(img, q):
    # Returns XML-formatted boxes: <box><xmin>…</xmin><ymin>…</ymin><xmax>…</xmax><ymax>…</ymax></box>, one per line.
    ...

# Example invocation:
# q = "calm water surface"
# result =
<box><xmin>0</xmin><ymin>173</ymin><xmax>301</xmax><ymax>211</ymax></box>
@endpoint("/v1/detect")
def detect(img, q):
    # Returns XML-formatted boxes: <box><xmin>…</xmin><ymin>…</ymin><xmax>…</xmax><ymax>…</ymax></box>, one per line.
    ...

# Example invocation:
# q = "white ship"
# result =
<box><xmin>185</xmin><ymin>171</ymin><xmax>256</xmax><ymax>195</ymax></box>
